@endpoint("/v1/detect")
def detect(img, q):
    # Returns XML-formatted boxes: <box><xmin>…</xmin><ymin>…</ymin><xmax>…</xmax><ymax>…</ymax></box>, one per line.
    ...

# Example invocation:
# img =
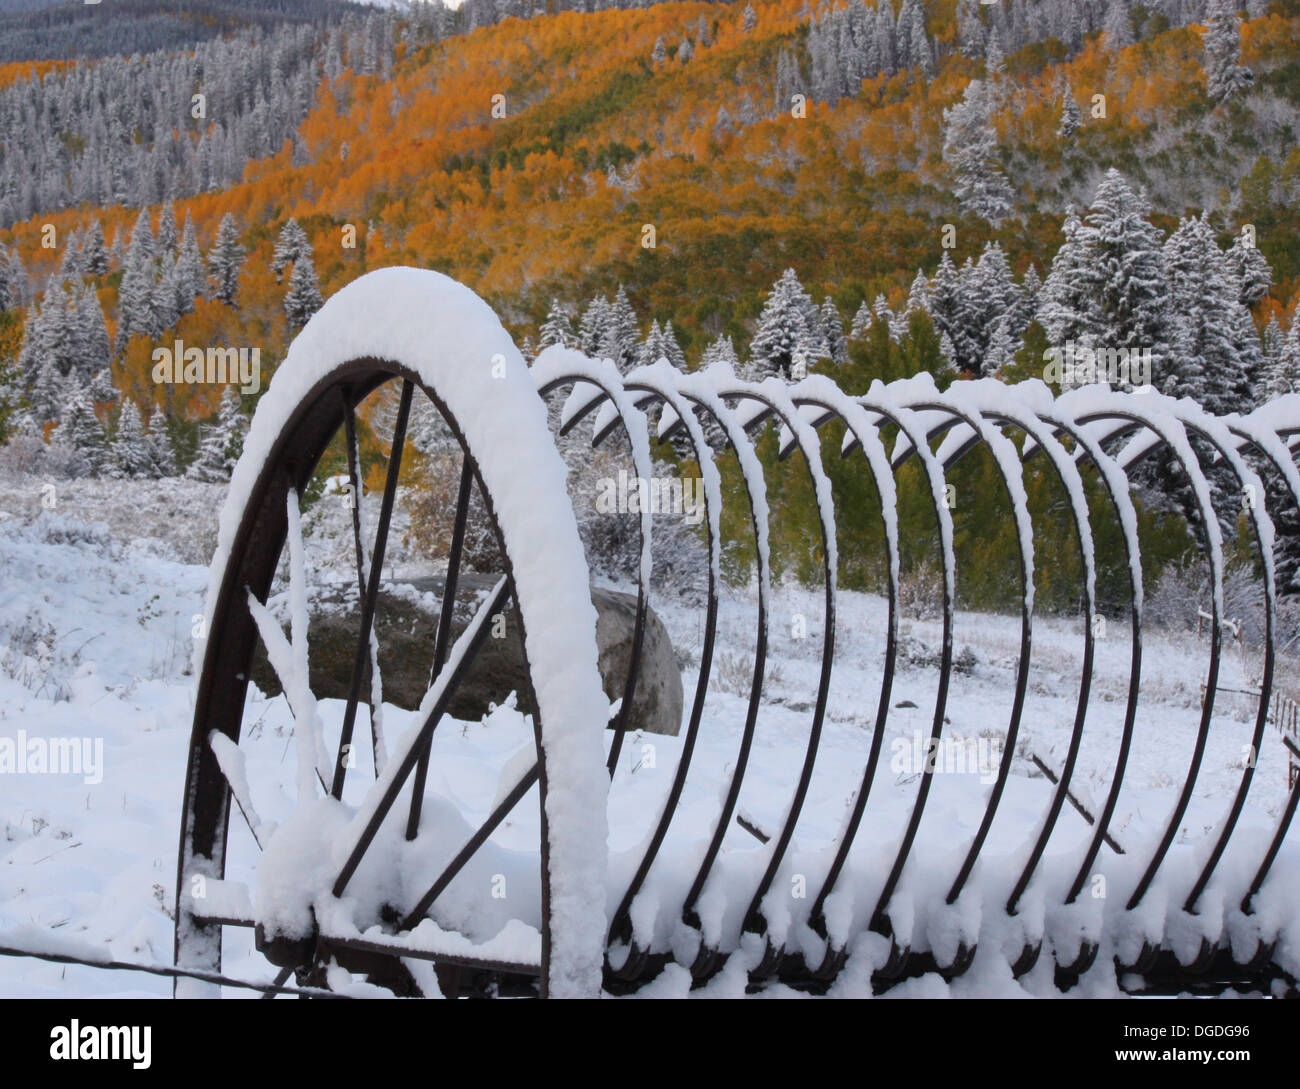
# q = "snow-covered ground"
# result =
<box><xmin>1</xmin><ymin>473</ymin><xmax>1297</xmax><ymax>998</ymax></box>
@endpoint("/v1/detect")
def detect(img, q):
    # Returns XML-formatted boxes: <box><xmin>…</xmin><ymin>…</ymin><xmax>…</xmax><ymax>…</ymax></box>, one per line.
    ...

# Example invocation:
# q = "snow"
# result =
<box><xmin>202</xmin><ymin>269</ymin><xmax>610</xmax><ymax>996</ymax></box>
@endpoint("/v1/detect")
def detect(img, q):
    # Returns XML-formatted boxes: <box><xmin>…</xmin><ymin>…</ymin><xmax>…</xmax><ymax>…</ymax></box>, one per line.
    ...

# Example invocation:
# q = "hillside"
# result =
<box><xmin>2</xmin><ymin>0</ymin><xmax>1299</xmax><ymax>612</ymax></box>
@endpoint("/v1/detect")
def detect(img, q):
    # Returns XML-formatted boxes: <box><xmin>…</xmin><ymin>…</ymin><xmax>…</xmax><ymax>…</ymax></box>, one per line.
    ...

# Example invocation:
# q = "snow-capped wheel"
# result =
<box><xmin>174</xmin><ymin>270</ymin><xmax>609</xmax><ymax>999</ymax></box>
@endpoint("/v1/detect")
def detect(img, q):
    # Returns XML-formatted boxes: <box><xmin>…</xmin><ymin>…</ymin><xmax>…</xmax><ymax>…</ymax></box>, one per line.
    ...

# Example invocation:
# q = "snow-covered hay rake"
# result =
<box><xmin>14</xmin><ymin>269</ymin><xmax>1297</xmax><ymax>999</ymax></box>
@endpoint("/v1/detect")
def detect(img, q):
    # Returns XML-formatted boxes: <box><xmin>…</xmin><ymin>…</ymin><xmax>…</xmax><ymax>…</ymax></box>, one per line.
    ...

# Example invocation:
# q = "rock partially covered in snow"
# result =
<box><xmin>250</xmin><ymin>573</ymin><xmax>684</xmax><ymax>736</ymax></box>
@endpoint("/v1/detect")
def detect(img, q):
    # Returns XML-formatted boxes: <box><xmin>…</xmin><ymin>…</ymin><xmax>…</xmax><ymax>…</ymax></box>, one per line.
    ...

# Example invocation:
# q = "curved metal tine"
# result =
<box><xmin>401</xmin><ymin>762</ymin><xmax>541</xmax><ymax>930</ymax></box>
<box><xmin>405</xmin><ymin>451</ymin><xmax>475</xmax><ymax>841</ymax></box>
<box><xmin>854</xmin><ymin>397</ymin><xmax>956</xmax><ymax>937</ymax></box>
<box><xmin>332</xmin><ymin>577</ymin><xmax>511</xmax><ymax>899</ymax></box>
<box><xmin>1073</xmin><ymin>403</ymin><xmax>1227</xmax><ymax>911</ymax></box>
<box><xmin>342</xmin><ymin>388</ymin><xmax>386</xmax><ymax>777</ymax></box>
<box><xmin>531</xmin><ymin>364</ymin><xmax>655</xmax><ymax>779</ymax></box>
<box><xmin>332</xmin><ymin>378</ymin><xmax>414</xmax><ymax>799</ymax></box>
<box><xmin>674</xmin><ymin>378</ymin><xmax>772</xmax><ymax>936</ymax></box>
<box><xmin>1168</xmin><ymin>411</ymin><xmax>1277</xmax><ymax>913</ymax></box>
<box><xmin>970</xmin><ymin>399</ymin><xmax>1099</xmax><ymax>915</ymax></box>
<box><xmin>1037</xmin><ymin>409</ymin><xmax>1145</xmax><ymax>905</ymax></box>
<box><xmin>606</xmin><ymin>370</ymin><xmax>722</xmax><ymax>950</ymax></box>
<box><xmin>792</xmin><ymin>392</ymin><xmax>899</xmax><ymax>946</ymax></box>
<box><xmin>1225</xmin><ymin>417</ymin><xmax>1300</xmax><ymax>909</ymax></box>
<box><xmin>207</xmin><ymin>730</ymin><xmax>269</xmax><ymax>851</ymax></box>
<box><xmin>695</xmin><ymin>380</ymin><xmax>837</xmax><ymax>948</ymax></box>
<box><xmin>904</xmin><ymin>396</ymin><xmax>1035</xmax><ymax>908</ymax></box>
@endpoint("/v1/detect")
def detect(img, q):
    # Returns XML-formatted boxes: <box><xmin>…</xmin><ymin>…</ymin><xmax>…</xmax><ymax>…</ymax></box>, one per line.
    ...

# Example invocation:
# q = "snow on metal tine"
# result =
<box><xmin>901</xmin><ymin>395</ymin><xmax>1035</xmax><ymax>912</ymax></box>
<box><xmin>1168</xmin><ymin>406</ymin><xmax>1278</xmax><ymax>914</ymax></box>
<box><xmin>789</xmin><ymin>386</ymin><xmax>900</xmax><ymax>963</ymax></box>
<box><xmin>532</xmin><ymin>356</ymin><xmax>656</xmax><ymax>776</ymax></box>
<box><xmin>1225</xmin><ymin>416</ymin><xmax>1300</xmax><ymax>908</ymax></box>
<box><xmin>854</xmin><ymin>394</ymin><xmax>957</xmax><ymax>948</ymax></box>
<box><xmin>606</xmin><ymin>366</ymin><xmax>723</xmax><ymax>967</ymax></box>
<box><xmin>673</xmin><ymin>379</ymin><xmax>772</xmax><ymax>958</ymax></box>
<box><xmin>1067</xmin><ymin>394</ymin><xmax>1228</xmax><ymax>912</ymax></box>
<box><xmin>707</xmin><ymin>379</ymin><xmax>836</xmax><ymax>974</ymax></box>
<box><xmin>1037</xmin><ymin>406</ymin><xmax>1145</xmax><ymax>907</ymax></box>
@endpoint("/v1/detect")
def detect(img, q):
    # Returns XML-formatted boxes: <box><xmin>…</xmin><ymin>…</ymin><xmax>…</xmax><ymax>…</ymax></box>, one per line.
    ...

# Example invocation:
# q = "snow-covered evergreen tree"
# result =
<box><xmin>821</xmin><ymin>299</ymin><xmax>848</xmax><ymax>365</ymax></box>
<box><xmin>598</xmin><ymin>285</ymin><xmax>640</xmax><ymax>372</ymax></box>
<box><xmin>175</xmin><ymin>214</ymin><xmax>205</xmax><ymax>312</ymax></box>
<box><xmin>271</xmin><ymin>219</ymin><xmax>312</xmax><ymax>283</ymax></box>
<box><xmin>538</xmin><ymin>299</ymin><xmax>574</xmax><ymax>350</ymax></box>
<box><xmin>750</xmin><ymin>268</ymin><xmax>826</xmax><ymax>380</ymax></box>
<box><xmin>577</xmin><ymin>295</ymin><xmax>611</xmax><ymax>356</ymax></box>
<box><xmin>1225</xmin><ymin>231</ymin><xmax>1272</xmax><ymax>308</ymax></box>
<box><xmin>1203</xmin><ymin>0</ymin><xmax>1254</xmax><ymax>103</ymax></box>
<box><xmin>53</xmin><ymin>384</ymin><xmax>106</xmax><ymax>476</ymax></box>
<box><xmin>81</xmin><ymin>220</ymin><xmax>110</xmax><ymax>277</ymax></box>
<box><xmin>1058</xmin><ymin>81</ymin><xmax>1083</xmax><ymax>140</ymax></box>
<box><xmin>942</xmin><ymin>79</ymin><xmax>1014</xmax><ymax>223</ymax></box>
<box><xmin>145</xmin><ymin>405</ymin><xmax>177</xmax><ymax>477</ymax></box>
<box><xmin>117</xmin><ymin>220</ymin><xmax>158</xmax><ymax>349</ymax></box>
<box><xmin>742</xmin><ymin>3</ymin><xmax>757</xmax><ymax>33</ymax></box>
<box><xmin>187</xmin><ymin>387</ymin><xmax>245</xmax><ymax>481</ymax></box>
<box><xmin>107</xmin><ymin>399</ymin><xmax>154</xmax><ymax>479</ymax></box>
<box><xmin>208</xmin><ymin>213</ymin><xmax>246</xmax><ymax>307</ymax></box>
<box><xmin>157</xmin><ymin>200</ymin><xmax>178</xmax><ymax>256</ymax></box>
<box><xmin>849</xmin><ymin>300</ymin><xmax>873</xmax><ymax>340</ymax></box>
<box><xmin>284</xmin><ymin>251</ymin><xmax>325</xmax><ymax>328</ymax></box>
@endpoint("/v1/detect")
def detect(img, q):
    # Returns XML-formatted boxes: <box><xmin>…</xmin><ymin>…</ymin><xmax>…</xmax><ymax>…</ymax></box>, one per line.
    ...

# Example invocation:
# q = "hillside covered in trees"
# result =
<box><xmin>2</xmin><ymin>0</ymin><xmax>1299</xmax><ymax>618</ymax></box>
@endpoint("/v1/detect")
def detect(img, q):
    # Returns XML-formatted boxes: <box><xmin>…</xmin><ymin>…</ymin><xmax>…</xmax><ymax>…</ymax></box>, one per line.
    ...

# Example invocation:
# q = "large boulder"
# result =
<box><xmin>250</xmin><ymin>573</ymin><xmax>683</xmax><ymax>736</ymax></box>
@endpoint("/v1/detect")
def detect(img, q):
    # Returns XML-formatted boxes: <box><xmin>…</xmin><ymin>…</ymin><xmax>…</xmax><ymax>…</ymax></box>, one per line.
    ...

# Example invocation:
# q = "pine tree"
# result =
<box><xmin>1059</xmin><ymin>81</ymin><xmax>1083</xmax><ymax>140</ymax></box>
<box><xmin>942</xmin><ymin>79</ymin><xmax>1015</xmax><ymax>223</ymax></box>
<box><xmin>1102</xmin><ymin>0</ymin><xmax>1134</xmax><ymax>51</ymax></box>
<box><xmin>175</xmin><ymin>214</ymin><xmax>205</xmax><ymax>313</ymax></box>
<box><xmin>750</xmin><ymin>269</ymin><xmax>822</xmax><ymax>380</ymax></box>
<box><xmin>742</xmin><ymin>3</ymin><xmax>757</xmax><ymax>33</ymax></box>
<box><xmin>208</xmin><ymin>213</ymin><xmax>246</xmax><ymax>307</ymax></box>
<box><xmin>598</xmin><ymin>285</ymin><xmax>640</xmax><ymax>372</ymax></box>
<box><xmin>538</xmin><ymin>299</ymin><xmax>574</xmax><ymax>350</ymax></box>
<box><xmin>116</xmin><ymin>221</ymin><xmax>158</xmax><ymax>350</ymax></box>
<box><xmin>146</xmin><ymin>405</ymin><xmax>177</xmax><ymax>477</ymax></box>
<box><xmin>905</xmin><ymin>269</ymin><xmax>930</xmax><ymax>316</ymax></box>
<box><xmin>1203</xmin><ymin>0</ymin><xmax>1254</xmax><ymax>103</ymax></box>
<box><xmin>53</xmin><ymin>383</ymin><xmax>106</xmax><ymax>476</ymax></box>
<box><xmin>107</xmin><ymin>399</ymin><xmax>154</xmax><ymax>479</ymax></box>
<box><xmin>1078</xmin><ymin>171</ymin><xmax>1182</xmax><ymax>388</ymax></box>
<box><xmin>577</xmin><ymin>295</ymin><xmax>610</xmax><ymax>356</ymax></box>
<box><xmin>187</xmin><ymin>387</ymin><xmax>245</xmax><ymax>481</ymax></box>
<box><xmin>982</xmin><ymin>314</ymin><xmax>1017</xmax><ymax>377</ymax></box>
<box><xmin>1225</xmin><ymin>232</ymin><xmax>1272</xmax><ymax>308</ymax></box>
<box><xmin>849</xmin><ymin>301</ymin><xmax>873</xmax><ymax>340</ymax></box>
<box><xmin>1039</xmin><ymin>208</ymin><xmax>1094</xmax><ymax>357</ymax></box>
<box><xmin>157</xmin><ymin>200</ymin><xmax>178</xmax><ymax>256</ymax></box>
<box><xmin>82</xmin><ymin>220</ymin><xmax>110</xmax><ymax>277</ymax></box>
<box><xmin>284</xmin><ymin>251</ymin><xmax>325</xmax><ymax>328</ymax></box>
<box><xmin>271</xmin><ymin>218</ymin><xmax>311</xmax><ymax>282</ymax></box>
<box><xmin>56</xmin><ymin>229</ymin><xmax>83</xmax><ymax>282</ymax></box>
<box><xmin>821</xmin><ymin>299</ymin><xmax>848</xmax><ymax>364</ymax></box>
<box><xmin>651</xmin><ymin>36</ymin><xmax>667</xmax><ymax>66</ymax></box>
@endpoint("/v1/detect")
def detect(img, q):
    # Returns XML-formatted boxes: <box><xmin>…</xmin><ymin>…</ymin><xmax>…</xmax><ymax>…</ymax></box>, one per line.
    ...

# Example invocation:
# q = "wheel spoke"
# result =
<box><xmin>406</xmin><ymin>454</ymin><xmax>475</xmax><ymax>840</ymax></box>
<box><xmin>207</xmin><ymin>731</ymin><xmax>271</xmax><ymax>850</ymax></box>
<box><xmin>333</xmin><ymin>576</ymin><xmax>512</xmax><ymax>898</ymax></box>
<box><xmin>343</xmin><ymin>389</ymin><xmax>387</xmax><ymax>776</ymax></box>
<box><xmin>332</xmin><ymin>379</ymin><xmax>413</xmax><ymax>798</ymax></box>
<box><xmin>401</xmin><ymin>761</ymin><xmax>540</xmax><ymax>930</ymax></box>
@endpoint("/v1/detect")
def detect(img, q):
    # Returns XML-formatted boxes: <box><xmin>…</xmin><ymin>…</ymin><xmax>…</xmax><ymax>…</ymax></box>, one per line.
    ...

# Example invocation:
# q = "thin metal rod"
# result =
<box><xmin>406</xmin><ymin>455</ymin><xmax>475</xmax><ymax>840</ymax></box>
<box><xmin>333</xmin><ymin>577</ymin><xmax>511</xmax><ymax>898</ymax></box>
<box><xmin>333</xmin><ymin>379</ymin><xmax>413</xmax><ymax>798</ymax></box>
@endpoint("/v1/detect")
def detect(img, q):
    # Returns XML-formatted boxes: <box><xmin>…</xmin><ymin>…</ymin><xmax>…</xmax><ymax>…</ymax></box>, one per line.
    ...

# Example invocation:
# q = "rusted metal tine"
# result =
<box><xmin>333</xmin><ymin>577</ymin><xmax>512</xmax><ymax>898</ymax></box>
<box><xmin>406</xmin><ymin>453</ymin><xmax>475</xmax><ymax>840</ymax></box>
<box><xmin>333</xmin><ymin>378</ymin><xmax>414</xmax><ymax>799</ymax></box>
